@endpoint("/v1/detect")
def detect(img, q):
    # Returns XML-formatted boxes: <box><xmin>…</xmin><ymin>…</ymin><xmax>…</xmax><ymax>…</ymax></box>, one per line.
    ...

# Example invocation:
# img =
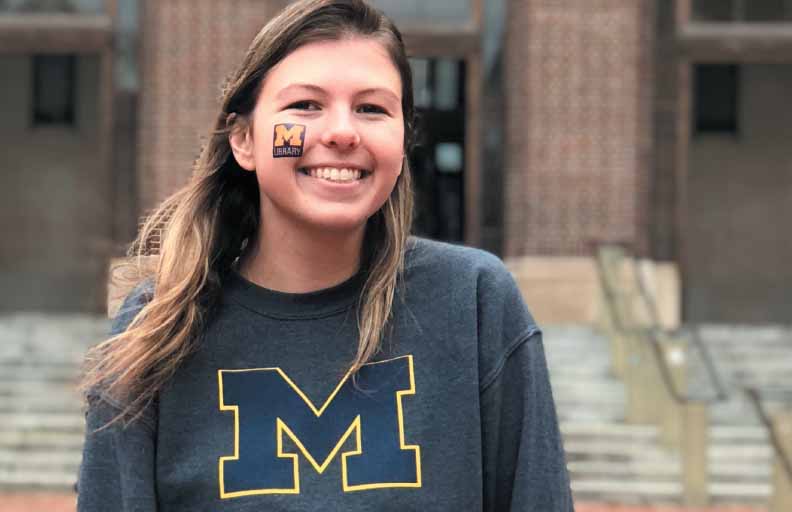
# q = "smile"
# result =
<box><xmin>298</xmin><ymin>167</ymin><xmax>371</xmax><ymax>183</ymax></box>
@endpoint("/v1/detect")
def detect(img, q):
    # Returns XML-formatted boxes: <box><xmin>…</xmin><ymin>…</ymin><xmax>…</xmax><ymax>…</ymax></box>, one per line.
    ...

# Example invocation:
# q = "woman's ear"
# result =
<box><xmin>228</xmin><ymin>115</ymin><xmax>256</xmax><ymax>171</ymax></box>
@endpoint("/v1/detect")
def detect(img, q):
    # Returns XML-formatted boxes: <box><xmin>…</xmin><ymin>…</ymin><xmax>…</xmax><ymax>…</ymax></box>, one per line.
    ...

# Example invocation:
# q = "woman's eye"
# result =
<box><xmin>287</xmin><ymin>101</ymin><xmax>320</xmax><ymax>111</ymax></box>
<box><xmin>358</xmin><ymin>104</ymin><xmax>387</xmax><ymax>115</ymax></box>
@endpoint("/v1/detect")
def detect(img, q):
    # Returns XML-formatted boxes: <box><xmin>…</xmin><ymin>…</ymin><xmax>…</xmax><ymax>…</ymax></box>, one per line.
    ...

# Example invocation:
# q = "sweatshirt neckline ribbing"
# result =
<box><xmin>224</xmin><ymin>268</ymin><xmax>366</xmax><ymax>319</ymax></box>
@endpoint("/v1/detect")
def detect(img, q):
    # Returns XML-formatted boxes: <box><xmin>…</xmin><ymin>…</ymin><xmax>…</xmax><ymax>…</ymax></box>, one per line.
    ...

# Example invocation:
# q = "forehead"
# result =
<box><xmin>260</xmin><ymin>37</ymin><xmax>403</xmax><ymax>99</ymax></box>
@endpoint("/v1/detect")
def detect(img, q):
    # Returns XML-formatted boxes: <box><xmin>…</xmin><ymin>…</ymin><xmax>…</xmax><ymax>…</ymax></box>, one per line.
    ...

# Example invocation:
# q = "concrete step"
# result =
<box><xmin>557</xmin><ymin>408</ymin><xmax>625</xmax><ymax>423</ymax></box>
<box><xmin>695</xmin><ymin>323</ymin><xmax>792</xmax><ymax>338</ymax></box>
<box><xmin>546</xmin><ymin>366</ymin><xmax>616</xmax><ymax>378</ymax></box>
<box><xmin>0</xmin><ymin>450</ymin><xmax>80</xmax><ymax>469</ymax></box>
<box><xmin>546</xmin><ymin>359</ymin><xmax>612</xmax><ymax>371</ymax></box>
<box><xmin>706</xmin><ymin>346</ymin><xmax>792</xmax><ymax>357</ymax></box>
<box><xmin>555</xmin><ymin>399</ymin><xmax>625</xmax><ymax>414</ymax></box>
<box><xmin>552</xmin><ymin>389</ymin><xmax>626</xmax><ymax>406</ymax></box>
<box><xmin>710</xmin><ymin>425</ymin><xmax>768</xmax><ymax>442</ymax></box>
<box><xmin>561</xmin><ymin>422</ymin><xmax>658</xmax><ymax>439</ymax></box>
<box><xmin>0</xmin><ymin>400</ymin><xmax>83</xmax><ymax>414</ymax></box>
<box><xmin>0</xmin><ymin>352</ymin><xmax>86</xmax><ymax>366</ymax></box>
<box><xmin>0</xmin><ymin>431</ymin><xmax>84</xmax><ymax>450</ymax></box>
<box><xmin>0</xmin><ymin>383</ymin><xmax>80</xmax><ymax>400</ymax></box>
<box><xmin>567</xmin><ymin>460</ymin><xmax>680</xmax><ymax>478</ymax></box>
<box><xmin>0</xmin><ymin>413</ymin><xmax>84</xmax><ymax>432</ymax></box>
<box><xmin>709</xmin><ymin>482</ymin><xmax>772</xmax><ymax>500</ymax></box>
<box><xmin>571</xmin><ymin>479</ymin><xmax>681</xmax><ymax>503</ymax></box>
<box><xmin>710</xmin><ymin>463</ymin><xmax>772</xmax><ymax>480</ymax></box>
<box><xmin>0</xmin><ymin>469</ymin><xmax>76</xmax><ymax>490</ymax></box>
<box><xmin>709</xmin><ymin>444</ymin><xmax>772</xmax><ymax>461</ymax></box>
<box><xmin>710</xmin><ymin>404</ymin><xmax>764</xmax><ymax>426</ymax></box>
<box><xmin>0</xmin><ymin>364</ymin><xmax>81</xmax><ymax>381</ymax></box>
<box><xmin>564</xmin><ymin>440</ymin><xmax>678</xmax><ymax>462</ymax></box>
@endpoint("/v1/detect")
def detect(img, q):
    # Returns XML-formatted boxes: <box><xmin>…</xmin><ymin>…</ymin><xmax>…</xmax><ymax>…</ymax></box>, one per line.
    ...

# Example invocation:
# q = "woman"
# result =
<box><xmin>77</xmin><ymin>0</ymin><xmax>573</xmax><ymax>510</ymax></box>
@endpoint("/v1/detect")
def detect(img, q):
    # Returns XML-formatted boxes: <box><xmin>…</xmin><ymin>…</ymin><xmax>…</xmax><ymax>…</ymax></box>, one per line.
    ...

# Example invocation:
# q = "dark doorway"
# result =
<box><xmin>408</xmin><ymin>58</ymin><xmax>466</xmax><ymax>243</ymax></box>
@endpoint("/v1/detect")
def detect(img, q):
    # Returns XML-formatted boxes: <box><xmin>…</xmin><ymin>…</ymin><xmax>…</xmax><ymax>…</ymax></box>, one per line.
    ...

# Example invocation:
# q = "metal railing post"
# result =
<box><xmin>771</xmin><ymin>411</ymin><xmax>792</xmax><ymax>512</ymax></box>
<box><xmin>682</xmin><ymin>402</ymin><xmax>709</xmax><ymax>507</ymax></box>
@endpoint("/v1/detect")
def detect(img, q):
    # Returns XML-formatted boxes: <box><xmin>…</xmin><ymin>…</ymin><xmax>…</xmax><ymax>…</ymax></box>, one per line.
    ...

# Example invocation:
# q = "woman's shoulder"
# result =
<box><xmin>110</xmin><ymin>277</ymin><xmax>155</xmax><ymax>336</ymax></box>
<box><xmin>403</xmin><ymin>237</ymin><xmax>540</xmax><ymax>381</ymax></box>
<box><xmin>403</xmin><ymin>236</ymin><xmax>529</xmax><ymax>313</ymax></box>
<box><xmin>405</xmin><ymin>236</ymin><xmax>510</xmax><ymax>280</ymax></box>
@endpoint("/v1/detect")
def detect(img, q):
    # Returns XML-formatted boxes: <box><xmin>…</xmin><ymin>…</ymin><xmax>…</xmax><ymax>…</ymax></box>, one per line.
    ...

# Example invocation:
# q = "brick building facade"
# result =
<box><xmin>2</xmin><ymin>0</ymin><xmax>791</xmax><ymax>322</ymax></box>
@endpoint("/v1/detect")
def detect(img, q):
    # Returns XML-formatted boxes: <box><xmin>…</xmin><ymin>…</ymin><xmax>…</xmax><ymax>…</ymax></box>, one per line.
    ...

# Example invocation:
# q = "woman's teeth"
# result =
<box><xmin>300</xmin><ymin>167</ymin><xmax>367</xmax><ymax>182</ymax></box>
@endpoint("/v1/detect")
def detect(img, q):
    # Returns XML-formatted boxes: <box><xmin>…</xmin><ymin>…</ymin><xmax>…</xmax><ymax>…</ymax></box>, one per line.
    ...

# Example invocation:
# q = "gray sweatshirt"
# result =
<box><xmin>77</xmin><ymin>237</ymin><xmax>574</xmax><ymax>511</ymax></box>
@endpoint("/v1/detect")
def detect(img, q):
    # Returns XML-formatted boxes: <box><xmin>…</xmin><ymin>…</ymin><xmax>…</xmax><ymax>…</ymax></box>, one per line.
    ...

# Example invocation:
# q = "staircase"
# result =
<box><xmin>545</xmin><ymin>323</ymin><xmax>792</xmax><ymax>508</ymax></box>
<box><xmin>690</xmin><ymin>324</ymin><xmax>792</xmax><ymax>506</ymax></box>
<box><xmin>0</xmin><ymin>314</ymin><xmax>107</xmax><ymax>491</ymax></box>
<box><xmin>543</xmin><ymin>325</ymin><xmax>683</xmax><ymax>505</ymax></box>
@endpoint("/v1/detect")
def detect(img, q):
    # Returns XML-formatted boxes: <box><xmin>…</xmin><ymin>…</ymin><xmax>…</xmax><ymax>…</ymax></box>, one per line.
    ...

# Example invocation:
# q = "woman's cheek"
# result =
<box><xmin>369</xmin><ymin>123</ymin><xmax>405</xmax><ymax>171</ymax></box>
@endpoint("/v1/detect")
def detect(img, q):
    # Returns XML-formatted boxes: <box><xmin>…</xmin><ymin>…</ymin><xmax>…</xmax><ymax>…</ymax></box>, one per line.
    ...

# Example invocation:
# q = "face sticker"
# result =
<box><xmin>272</xmin><ymin>123</ymin><xmax>306</xmax><ymax>158</ymax></box>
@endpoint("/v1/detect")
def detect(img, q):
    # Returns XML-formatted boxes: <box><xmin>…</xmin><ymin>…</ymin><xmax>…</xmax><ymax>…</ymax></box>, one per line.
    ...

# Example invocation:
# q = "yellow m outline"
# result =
<box><xmin>217</xmin><ymin>354</ymin><xmax>421</xmax><ymax>498</ymax></box>
<box><xmin>273</xmin><ymin>124</ymin><xmax>305</xmax><ymax>147</ymax></box>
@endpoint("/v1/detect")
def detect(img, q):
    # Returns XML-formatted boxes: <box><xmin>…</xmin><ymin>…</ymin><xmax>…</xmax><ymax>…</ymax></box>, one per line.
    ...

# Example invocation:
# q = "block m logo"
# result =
<box><xmin>272</xmin><ymin>123</ymin><xmax>305</xmax><ymax>157</ymax></box>
<box><xmin>217</xmin><ymin>355</ymin><xmax>421</xmax><ymax>498</ymax></box>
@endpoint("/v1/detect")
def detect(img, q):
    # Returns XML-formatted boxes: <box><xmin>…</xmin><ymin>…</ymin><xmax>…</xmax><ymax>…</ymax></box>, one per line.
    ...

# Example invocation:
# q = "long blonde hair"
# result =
<box><xmin>81</xmin><ymin>0</ymin><xmax>415</xmax><ymax>426</ymax></box>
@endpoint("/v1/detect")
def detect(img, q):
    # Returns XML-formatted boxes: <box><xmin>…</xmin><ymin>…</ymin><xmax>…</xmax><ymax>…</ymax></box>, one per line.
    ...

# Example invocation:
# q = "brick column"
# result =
<box><xmin>137</xmin><ymin>0</ymin><xmax>287</xmax><ymax>214</ymax></box>
<box><xmin>504</xmin><ymin>0</ymin><xmax>654</xmax><ymax>257</ymax></box>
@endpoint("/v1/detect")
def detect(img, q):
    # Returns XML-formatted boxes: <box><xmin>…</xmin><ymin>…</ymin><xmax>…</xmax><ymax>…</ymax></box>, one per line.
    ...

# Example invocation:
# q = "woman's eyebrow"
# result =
<box><xmin>275</xmin><ymin>83</ymin><xmax>327</xmax><ymax>100</ymax></box>
<box><xmin>275</xmin><ymin>83</ymin><xmax>400</xmax><ymax>103</ymax></box>
<box><xmin>357</xmin><ymin>87</ymin><xmax>401</xmax><ymax>104</ymax></box>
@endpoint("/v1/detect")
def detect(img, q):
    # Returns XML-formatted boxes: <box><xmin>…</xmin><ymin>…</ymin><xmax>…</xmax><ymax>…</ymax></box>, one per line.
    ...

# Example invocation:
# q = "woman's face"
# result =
<box><xmin>231</xmin><ymin>37</ymin><xmax>405</xmax><ymax>237</ymax></box>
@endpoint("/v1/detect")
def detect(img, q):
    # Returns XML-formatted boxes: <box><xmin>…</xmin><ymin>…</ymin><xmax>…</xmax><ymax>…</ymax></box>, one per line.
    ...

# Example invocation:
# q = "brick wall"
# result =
<box><xmin>504</xmin><ymin>0</ymin><xmax>654</xmax><ymax>257</ymax></box>
<box><xmin>137</xmin><ymin>0</ymin><xmax>288</xmax><ymax>214</ymax></box>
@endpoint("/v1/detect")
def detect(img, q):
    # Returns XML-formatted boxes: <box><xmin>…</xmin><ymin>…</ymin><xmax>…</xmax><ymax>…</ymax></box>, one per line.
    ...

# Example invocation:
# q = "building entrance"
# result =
<box><xmin>408</xmin><ymin>58</ymin><xmax>466</xmax><ymax>243</ymax></box>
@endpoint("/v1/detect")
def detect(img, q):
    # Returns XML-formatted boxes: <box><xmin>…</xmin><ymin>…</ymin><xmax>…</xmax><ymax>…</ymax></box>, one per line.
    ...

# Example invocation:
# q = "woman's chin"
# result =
<box><xmin>298</xmin><ymin>210</ymin><xmax>372</xmax><ymax>235</ymax></box>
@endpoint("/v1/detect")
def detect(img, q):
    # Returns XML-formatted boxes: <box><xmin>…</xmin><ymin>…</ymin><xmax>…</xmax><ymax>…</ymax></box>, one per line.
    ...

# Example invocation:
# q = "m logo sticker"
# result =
<box><xmin>217</xmin><ymin>355</ymin><xmax>421</xmax><ymax>498</ymax></box>
<box><xmin>272</xmin><ymin>123</ymin><xmax>306</xmax><ymax>158</ymax></box>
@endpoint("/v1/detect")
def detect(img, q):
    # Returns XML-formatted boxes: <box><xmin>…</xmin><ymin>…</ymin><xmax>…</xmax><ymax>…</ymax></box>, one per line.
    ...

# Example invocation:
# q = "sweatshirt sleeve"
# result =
<box><xmin>77</xmin><ymin>280</ymin><xmax>158</xmax><ymax>512</ymax></box>
<box><xmin>480</xmin><ymin>329</ymin><xmax>574</xmax><ymax>511</ymax></box>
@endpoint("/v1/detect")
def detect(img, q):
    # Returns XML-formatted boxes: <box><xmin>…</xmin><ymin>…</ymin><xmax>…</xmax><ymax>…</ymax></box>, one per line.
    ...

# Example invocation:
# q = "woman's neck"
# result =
<box><xmin>238</xmin><ymin>221</ymin><xmax>366</xmax><ymax>294</ymax></box>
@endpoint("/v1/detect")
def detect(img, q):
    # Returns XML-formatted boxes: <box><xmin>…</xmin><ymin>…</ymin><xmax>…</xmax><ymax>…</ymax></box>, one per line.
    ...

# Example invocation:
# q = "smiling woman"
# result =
<box><xmin>229</xmin><ymin>37</ymin><xmax>405</xmax><ymax>247</ymax></box>
<box><xmin>76</xmin><ymin>1</ymin><xmax>573</xmax><ymax>511</ymax></box>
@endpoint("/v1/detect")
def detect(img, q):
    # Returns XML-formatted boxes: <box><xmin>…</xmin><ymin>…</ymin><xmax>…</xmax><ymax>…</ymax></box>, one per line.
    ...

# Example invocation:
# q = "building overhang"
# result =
<box><xmin>0</xmin><ymin>14</ymin><xmax>113</xmax><ymax>54</ymax></box>
<box><xmin>401</xmin><ymin>24</ymin><xmax>480</xmax><ymax>58</ymax></box>
<box><xmin>677</xmin><ymin>22</ymin><xmax>792</xmax><ymax>62</ymax></box>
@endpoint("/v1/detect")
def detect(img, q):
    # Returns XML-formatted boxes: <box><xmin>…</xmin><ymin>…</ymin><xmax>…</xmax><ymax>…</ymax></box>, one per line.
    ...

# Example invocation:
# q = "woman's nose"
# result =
<box><xmin>320</xmin><ymin>110</ymin><xmax>361</xmax><ymax>150</ymax></box>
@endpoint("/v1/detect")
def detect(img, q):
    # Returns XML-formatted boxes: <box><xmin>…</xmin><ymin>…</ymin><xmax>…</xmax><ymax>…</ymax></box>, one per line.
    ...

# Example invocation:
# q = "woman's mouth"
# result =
<box><xmin>297</xmin><ymin>167</ymin><xmax>371</xmax><ymax>183</ymax></box>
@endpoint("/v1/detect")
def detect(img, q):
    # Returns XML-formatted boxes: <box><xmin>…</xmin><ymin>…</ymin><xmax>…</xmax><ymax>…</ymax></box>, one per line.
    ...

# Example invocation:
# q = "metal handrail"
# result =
<box><xmin>745</xmin><ymin>387</ymin><xmax>792</xmax><ymax>485</ymax></box>
<box><xmin>631</xmin><ymin>261</ymin><xmax>729</xmax><ymax>402</ymax></box>
<box><xmin>594</xmin><ymin>242</ymin><xmax>792</xmax><ymax>489</ymax></box>
<box><xmin>593</xmin><ymin>245</ymin><xmax>690</xmax><ymax>404</ymax></box>
<box><xmin>685</xmin><ymin>326</ymin><xmax>730</xmax><ymax>402</ymax></box>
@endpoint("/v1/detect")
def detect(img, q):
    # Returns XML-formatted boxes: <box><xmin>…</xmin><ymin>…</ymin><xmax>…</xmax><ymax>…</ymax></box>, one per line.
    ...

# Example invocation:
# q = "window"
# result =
<box><xmin>694</xmin><ymin>64</ymin><xmax>739</xmax><ymax>134</ymax></box>
<box><xmin>410</xmin><ymin>58</ymin><xmax>463</xmax><ymax>112</ymax></box>
<box><xmin>693</xmin><ymin>0</ymin><xmax>733</xmax><ymax>21</ymax></box>
<box><xmin>1</xmin><ymin>0</ymin><xmax>104</xmax><ymax>14</ymax></box>
<box><xmin>367</xmin><ymin>0</ymin><xmax>471</xmax><ymax>25</ymax></box>
<box><xmin>32</xmin><ymin>55</ymin><xmax>76</xmax><ymax>126</ymax></box>
<box><xmin>745</xmin><ymin>0</ymin><xmax>791</xmax><ymax>21</ymax></box>
<box><xmin>693</xmin><ymin>0</ymin><xmax>792</xmax><ymax>22</ymax></box>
